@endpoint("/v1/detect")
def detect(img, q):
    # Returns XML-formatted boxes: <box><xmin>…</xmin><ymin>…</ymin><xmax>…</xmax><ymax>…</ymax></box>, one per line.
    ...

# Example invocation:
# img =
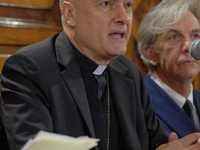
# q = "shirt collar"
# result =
<box><xmin>151</xmin><ymin>72</ymin><xmax>194</xmax><ymax>108</ymax></box>
<box><xmin>93</xmin><ymin>66</ymin><xmax>107</xmax><ymax>75</ymax></box>
<box><xmin>74</xmin><ymin>48</ymin><xmax>107</xmax><ymax>75</ymax></box>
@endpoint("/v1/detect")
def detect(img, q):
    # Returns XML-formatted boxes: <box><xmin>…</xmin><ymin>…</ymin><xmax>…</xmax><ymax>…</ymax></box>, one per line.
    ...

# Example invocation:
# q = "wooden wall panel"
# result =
<box><xmin>0</xmin><ymin>0</ymin><xmax>62</xmax><ymax>74</ymax></box>
<box><xmin>0</xmin><ymin>0</ymin><xmax>55</xmax><ymax>9</ymax></box>
<box><xmin>0</xmin><ymin>26</ymin><xmax>61</xmax><ymax>45</ymax></box>
<box><xmin>0</xmin><ymin>1</ymin><xmax>61</xmax><ymax>22</ymax></box>
<box><xmin>0</xmin><ymin>54</ymin><xmax>10</xmax><ymax>72</ymax></box>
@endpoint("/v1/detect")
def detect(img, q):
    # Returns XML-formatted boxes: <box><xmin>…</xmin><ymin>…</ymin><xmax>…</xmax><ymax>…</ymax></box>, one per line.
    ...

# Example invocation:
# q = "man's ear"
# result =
<box><xmin>144</xmin><ymin>47</ymin><xmax>158</xmax><ymax>66</ymax></box>
<box><xmin>61</xmin><ymin>1</ymin><xmax>75</xmax><ymax>27</ymax></box>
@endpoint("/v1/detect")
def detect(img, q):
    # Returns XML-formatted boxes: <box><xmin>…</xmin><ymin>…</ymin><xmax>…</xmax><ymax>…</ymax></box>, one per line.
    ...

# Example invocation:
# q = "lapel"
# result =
<box><xmin>145</xmin><ymin>74</ymin><xmax>198</xmax><ymax>138</ymax></box>
<box><xmin>193</xmin><ymin>90</ymin><xmax>200</xmax><ymax>121</ymax></box>
<box><xmin>54</xmin><ymin>32</ymin><xmax>96</xmax><ymax>138</ymax></box>
<box><xmin>108</xmin><ymin>59</ymin><xmax>133</xmax><ymax>110</ymax></box>
<box><xmin>108</xmin><ymin>59</ymin><xmax>142</xmax><ymax>147</ymax></box>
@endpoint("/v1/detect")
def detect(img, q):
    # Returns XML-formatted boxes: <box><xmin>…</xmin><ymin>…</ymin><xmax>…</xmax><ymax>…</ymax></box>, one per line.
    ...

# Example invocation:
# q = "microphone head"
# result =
<box><xmin>189</xmin><ymin>40</ymin><xmax>200</xmax><ymax>60</ymax></box>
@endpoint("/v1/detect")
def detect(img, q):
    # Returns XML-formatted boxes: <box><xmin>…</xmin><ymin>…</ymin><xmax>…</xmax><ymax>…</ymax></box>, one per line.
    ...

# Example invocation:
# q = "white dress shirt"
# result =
<box><xmin>151</xmin><ymin>72</ymin><xmax>200</xmax><ymax>130</ymax></box>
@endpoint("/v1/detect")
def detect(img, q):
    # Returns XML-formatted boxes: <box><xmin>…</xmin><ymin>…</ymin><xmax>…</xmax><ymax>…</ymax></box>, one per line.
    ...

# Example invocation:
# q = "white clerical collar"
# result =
<box><xmin>150</xmin><ymin>72</ymin><xmax>194</xmax><ymax>108</ymax></box>
<box><xmin>93</xmin><ymin>65</ymin><xmax>107</xmax><ymax>75</ymax></box>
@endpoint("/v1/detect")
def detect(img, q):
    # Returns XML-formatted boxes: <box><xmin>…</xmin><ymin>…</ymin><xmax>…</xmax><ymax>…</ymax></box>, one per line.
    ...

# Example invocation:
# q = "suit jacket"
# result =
<box><xmin>145</xmin><ymin>74</ymin><xmax>200</xmax><ymax>138</ymax></box>
<box><xmin>0</xmin><ymin>31</ymin><xmax>168</xmax><ymax>150</ymax></box>
<box><xmin>0</xmin><ymin>114</ymin><xmax>9</xmax><ymax>150</ymax></box>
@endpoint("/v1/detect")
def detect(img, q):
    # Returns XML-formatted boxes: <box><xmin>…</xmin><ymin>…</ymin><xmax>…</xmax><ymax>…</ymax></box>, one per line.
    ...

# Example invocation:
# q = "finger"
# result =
<box><xmin>168</xmin><ymin>132</ymin><xmax>178</xmax><ymax>142</ymax></box>
<box><xmin>184</xmin><ymin>142</ymin><xmax>200</xmax><ymax>150</ymax></box>
<box><xmin>197</xmin><ymin>138</ymin><xmax>200</xmax><ymax>144</ymax></box>
<box><xmin>180</xmin><ymin>133</ymin><xmax>200</xmax><ymax>146</ymax></box>
<box><xmin>77</xmin><ymin>136</ymin><xmax>89</xmax><ymax>139</ymax></box>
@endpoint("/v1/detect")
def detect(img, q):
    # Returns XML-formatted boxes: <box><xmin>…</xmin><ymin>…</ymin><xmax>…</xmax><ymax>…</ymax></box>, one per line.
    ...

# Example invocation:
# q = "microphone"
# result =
<box><xmin>189</xmin><ymin>40</ymin><xmax>200</xmax><ymax>60</ymax></box>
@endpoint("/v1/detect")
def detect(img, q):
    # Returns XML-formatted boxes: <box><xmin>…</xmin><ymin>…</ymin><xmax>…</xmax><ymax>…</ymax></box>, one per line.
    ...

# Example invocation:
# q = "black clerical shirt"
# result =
<box><xmin>75</xmin><ymin>49</ymin><xmax>123</xmax><ymax>150</ymax></box>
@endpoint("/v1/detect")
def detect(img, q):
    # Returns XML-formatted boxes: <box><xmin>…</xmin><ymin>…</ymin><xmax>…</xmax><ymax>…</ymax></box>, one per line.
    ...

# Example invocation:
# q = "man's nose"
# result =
<box><xmin>113</xmin><ymin>4</ymin><xmax>131</xmax><ymax>25</ymax></box>
<box><xmin>182</xmin><ymin>36</ymin><xmax>193</xmax><ymax>53</ymax></box>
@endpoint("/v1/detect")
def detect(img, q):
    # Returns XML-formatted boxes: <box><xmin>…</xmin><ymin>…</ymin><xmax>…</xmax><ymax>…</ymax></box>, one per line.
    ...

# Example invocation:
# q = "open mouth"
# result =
<box><xmin>109</xmin><ymin>32</ymin><xmax>125</xmax><ymax>39</ymax></box>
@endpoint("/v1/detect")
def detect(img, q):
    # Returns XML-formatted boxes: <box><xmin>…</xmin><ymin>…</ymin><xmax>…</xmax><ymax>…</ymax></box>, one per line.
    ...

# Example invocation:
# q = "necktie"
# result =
<box><xmin>94</xmin><ymin>71</ymin><xmax>107</xmax><ymax>101</ymax></box>
<box><xmin>183</xmin><ymin>100</ymin><xmax>196</xmax><ymax>124</ymax></box>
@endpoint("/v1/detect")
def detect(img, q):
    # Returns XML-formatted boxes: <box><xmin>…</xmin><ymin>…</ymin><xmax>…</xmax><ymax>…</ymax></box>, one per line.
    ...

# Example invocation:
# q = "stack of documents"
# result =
<box><xmin>21</xmin><ymin>130</ymin><xmax>99</xmax><ymax>150</ymax></box>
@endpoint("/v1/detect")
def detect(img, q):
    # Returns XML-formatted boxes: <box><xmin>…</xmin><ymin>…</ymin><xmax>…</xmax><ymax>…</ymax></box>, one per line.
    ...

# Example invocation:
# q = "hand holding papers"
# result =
<box><xmin>21</xmin><ymin>131</ymin><xmax>99</xmax><ymax>150</ymax></box>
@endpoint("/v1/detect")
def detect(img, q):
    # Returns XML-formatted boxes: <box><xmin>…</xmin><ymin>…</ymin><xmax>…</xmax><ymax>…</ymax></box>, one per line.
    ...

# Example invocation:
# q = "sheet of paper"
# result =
<box><xmin>21</xmin><ymin>130</ymin><xmax>99</xmax><ymax>150</ymax></box>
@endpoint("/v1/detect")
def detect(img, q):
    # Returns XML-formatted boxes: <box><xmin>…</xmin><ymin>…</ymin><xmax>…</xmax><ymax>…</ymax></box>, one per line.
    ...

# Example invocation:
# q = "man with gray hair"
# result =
<box><xmin>138</xmin><ymin>0</ymin><xmax>200</xmax><ymax>138</ymax></box>
<box><xmin>1</xmin><ymin>0</ymin><xmax>200</xmax><ymax>150</ymax></box>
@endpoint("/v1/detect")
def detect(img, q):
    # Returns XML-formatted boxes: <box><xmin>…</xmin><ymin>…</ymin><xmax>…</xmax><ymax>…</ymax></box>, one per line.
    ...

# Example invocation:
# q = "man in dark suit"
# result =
<box><xmin>138</xmin><ymin>0</ymin><xmax>200</xmax><ymax>138</ymax></box>
<box><xmin>1</xmin><ymin>0</ymin><xmax>200</xmax><ymax>150</ymax></box>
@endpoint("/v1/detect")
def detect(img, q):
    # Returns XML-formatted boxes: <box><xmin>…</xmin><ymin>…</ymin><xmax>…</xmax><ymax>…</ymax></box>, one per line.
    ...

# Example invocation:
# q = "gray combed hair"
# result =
<box><xmin>59</xmin><ymin>0</ymin><xmax>66</xmax><ymax>12</ymax></box>
<box><xmin>138</xmin><ymin>0</ymin><xmax>200</xmax><ymax>72</ymax></box>
<box><xmin>59</xmin><ymin>0</ymin><xmax>66</xmax><ymax>25</ymax></box>
<box><xmin>59</xmin><ymin>0</ymin><xmax>76</xmax><ymax>9</ymax></box>
<box><xmin>59</xmin><ymin>0</ymin><xmax>65</xmax><ymax>8</ymax></box>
